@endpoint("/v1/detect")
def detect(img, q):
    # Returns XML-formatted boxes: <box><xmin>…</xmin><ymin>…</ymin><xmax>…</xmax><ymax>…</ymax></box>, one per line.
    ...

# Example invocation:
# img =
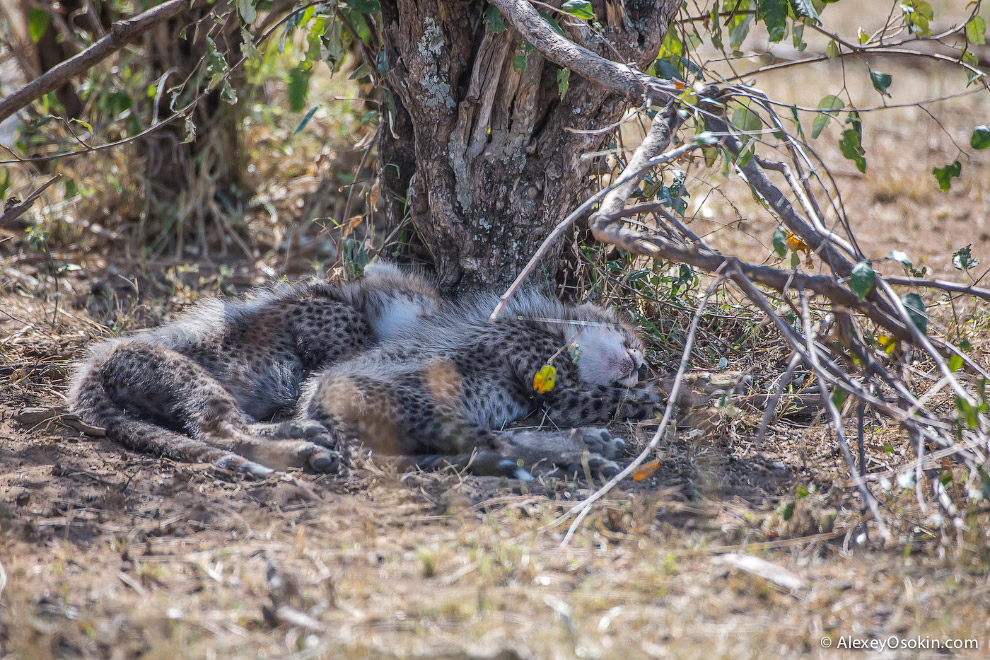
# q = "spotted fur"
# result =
<box><xmin>300</xmin><ymin>290</ymin><xmax>659</xmax><ymax>476</ymax></box>
<box><xmin>68</xmin><ymin>263</ymin><xmax>438</xmax><ymax>476</ymax></box>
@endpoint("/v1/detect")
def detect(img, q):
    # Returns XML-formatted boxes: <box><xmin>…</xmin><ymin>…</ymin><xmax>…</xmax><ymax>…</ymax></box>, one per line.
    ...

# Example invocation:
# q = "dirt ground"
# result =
<box><xmin>4</xmin><ymin>6</ymin><xmax>990</xmax><ymax>659</ymax></box>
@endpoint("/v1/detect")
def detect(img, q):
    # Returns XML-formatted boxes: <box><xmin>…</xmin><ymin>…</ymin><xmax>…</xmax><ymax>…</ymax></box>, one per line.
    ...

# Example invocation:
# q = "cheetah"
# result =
<box><xmin>68</xmin><ymin>263</ymin><xmax>438</xmax><ymax>476</ymax></box>
<box><xmin>299</xmin><ymin>290</ymin><xmax>659</xmax><ymax>477</ymax></box>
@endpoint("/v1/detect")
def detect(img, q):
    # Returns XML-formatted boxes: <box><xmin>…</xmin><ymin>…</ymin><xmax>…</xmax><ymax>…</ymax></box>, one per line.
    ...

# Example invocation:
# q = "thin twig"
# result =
<box><xmin>756</xmin><ymin>351</ymin><xmax>803</xmax><ymax>446</ymax></box>
<box><xmin>489</xmin><ymin>141</ymin><xmax>701</xmax><ymax>321</ymax></box>
<box><xmin>799</xmin><ymin>288</ymin><xmax>892</xmax><ymax>543</ymax></box>
<box><xmin>555</xmin><ymin>270</ymin><xmax>727</xmax><ymax>546</ymax></box>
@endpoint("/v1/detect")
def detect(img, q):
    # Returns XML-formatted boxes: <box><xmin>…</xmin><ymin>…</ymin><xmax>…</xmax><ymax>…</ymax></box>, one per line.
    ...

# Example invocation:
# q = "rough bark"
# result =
<box><xmin>377</xmin><ymin>0</ymin><xmax>680</xmax><ymax>292</ymax></box>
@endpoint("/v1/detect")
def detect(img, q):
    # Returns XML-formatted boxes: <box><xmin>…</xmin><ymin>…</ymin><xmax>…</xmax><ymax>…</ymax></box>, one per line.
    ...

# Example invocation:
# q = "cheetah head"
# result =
<box><xmin>565</xmin><ymin>305</ymin><xmax>647</xmax><ymax>388</ymax></box>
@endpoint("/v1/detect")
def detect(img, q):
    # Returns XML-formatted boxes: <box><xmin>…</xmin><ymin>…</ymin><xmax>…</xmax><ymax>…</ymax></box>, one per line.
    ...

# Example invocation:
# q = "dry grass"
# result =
<box><xmin>3</xmin><ymin>3</ymin><xmax>990</xmax><ymax>658</ymax></box>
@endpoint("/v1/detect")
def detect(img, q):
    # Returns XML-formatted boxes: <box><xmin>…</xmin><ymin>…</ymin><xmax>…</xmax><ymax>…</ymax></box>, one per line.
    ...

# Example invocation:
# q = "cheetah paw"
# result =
<box><xmin>248</xmin><ymin>420</ymin><xmax>339</xmax><ymax>449</ymax></box>
<box><xmin>569</xmin><ymin>427</ymin><xmax>626</xmax><ymax>459</ymax></box>
<box><xmin>245</xmin><ymin>439</ymin><xmax>342</xmax><ymax>474</ymax></box>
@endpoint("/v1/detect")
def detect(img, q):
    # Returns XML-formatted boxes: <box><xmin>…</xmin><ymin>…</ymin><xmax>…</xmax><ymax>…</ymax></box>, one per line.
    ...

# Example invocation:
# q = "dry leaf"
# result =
<box><xmin>632</xmin><ymin>460</ymin><xmax>660</xmax><ymax>481</ymax></box>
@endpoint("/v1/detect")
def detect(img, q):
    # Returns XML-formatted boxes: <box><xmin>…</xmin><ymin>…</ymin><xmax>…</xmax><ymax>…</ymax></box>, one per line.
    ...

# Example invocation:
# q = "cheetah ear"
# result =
<box><xmin>362</xmin><ymin>261</ymin><xmax>403</xmax><ymax>280</ymax></box>
<box><xmin>560</xmin><ymin>321</ymin><xmax>588</xmax><ymax>344</ymax></box>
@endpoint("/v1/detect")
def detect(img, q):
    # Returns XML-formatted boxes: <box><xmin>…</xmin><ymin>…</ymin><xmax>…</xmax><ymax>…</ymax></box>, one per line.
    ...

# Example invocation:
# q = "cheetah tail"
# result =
<box><xmin>68</xmin><ymin>365</ymin><xmax>274</xmax><ymax>477</ymax></box>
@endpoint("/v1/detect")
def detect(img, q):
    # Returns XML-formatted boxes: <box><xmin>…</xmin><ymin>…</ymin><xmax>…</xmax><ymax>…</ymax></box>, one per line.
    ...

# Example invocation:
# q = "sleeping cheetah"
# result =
<box><xmin>299</xmin><ymin>290</ymin><xmax>659</xmax><ymax>477</ymax></box>
<box><xmin>68</xmin><ymin>263</ymin><xmax>438</xmax><ymax>476</ymax></box>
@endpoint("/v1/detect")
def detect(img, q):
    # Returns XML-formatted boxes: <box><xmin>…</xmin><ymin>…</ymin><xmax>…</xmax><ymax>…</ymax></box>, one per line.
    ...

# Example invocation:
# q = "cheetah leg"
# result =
<box><xmin>302</xmin><ymin>373</ymin><xmax>529</xmax><ymax>478</ymax></box>
<box><xmin>539</xmin><ymin>383</ymin><xmax>661</xmax><ymax>426</ymax></box>
<box><xmin>494</xmin><ymin>427</ymin><xmax>626</xmax><ymax>478</ymax></box>
<box><xmin>89</xmin><ymin>343</ymin><xmax>340</xmax><ymax>473</ymax></box>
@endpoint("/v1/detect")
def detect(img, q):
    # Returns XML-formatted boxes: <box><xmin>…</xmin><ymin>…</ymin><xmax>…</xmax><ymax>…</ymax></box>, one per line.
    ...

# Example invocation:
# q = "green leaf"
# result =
<box><xmin>513</xmin><ymin>40</ymin><xmax>533</xmax><ymax>72</ymax></box>
<box><xmin>839</xmin><ymin>129</ymin><xmax>866</xmax><ymax>172</ymax></box>
<box><xmin>901</xmin><ymin>0</ymin><xmax>933</xmax><ymax>36</ymax></box>
<box><xmin>825</xmin><ymin>39</ymin><xmax>839</xmax><ymax>60</ymax></box>
<box><xmin>949</xmin><ymin>353</ymin><xmax>964</xmax><ymax>372</ymax></box>
<box><xmin>28</xmin><ymin>9</ymin><xmax>50</xmax><ymax>42</ymax></box>
<box><xmin>849</xmin><ymin>260</ymin><xmax>875</xmax><ymax>301</ymax></box>
<box><xmin>831</xmin><ymin>386</ymin><xmax>849</xmax><ymax>410</ymax></box>
<box><xmin>293</xmin><ymin>105</ymin><xmax>321</xmax><ymax>136</ymax></box>
<box><xmin>347</xmin><ymin>0</ymin><xmax>381</xmax><ymax>12</ymax></box>
<box><xmin>736</xmin><ymin>139</ymin><xmax>755</xmax><ymax>167</ymax></box>
<box><xmin>962</xmin><ymin>50</ymin><xmax>983</xmax><ymax>86</ymax></box>
<box><xmin>868</xmin><ymin>65</ymin><xmax>892</xmax><ymax>97</ymax></box>
<box><xmin>758</xmin><ymin>0</ymin><xmax>788</xmax><ymax>43</ymax></box>
<box><xmin>236</xmin><ymin>0</ymin><xmax>257</xmax><ymax>24</ymax></box>
<box><xmin>789</xmin><ymin>0</ymin><xmax>820</xmax><ymax>22</ymax></box>
<box><xmin>557</xmin><ymin>68</ymin><xmax>570</xmax><ymax>100</ymax></box>
<box><xmin>932</xmin><ymin>160</ymin><xmax>961</xmax><ymax>191</ymax></box>
<box><xmin>966</xmin><ymin>15</ymin><xmax>986</xmax><ymax>45</ymax></box>
<box><xmin>971</xmin><ymin>125</ymin><xmax>990</xmax><ymax>150</ymax></box>
<box><xmin>956</xmin><ymin>395</ymin><xmax>983</xmax><ymax>430</ymax></box>
<box><xmin>731</xmin><ymin>106</ymin><xmax>762</xmax><ymax>134</ymax></box>
<box><xmin>287</xmin><ymin>65</ymin><xmax>311</xmax><ymax>112</ymax></box>
<box><xmin>811</xmin><ymin>94</ymin><xmax>843</xmax><ymax>138</ymax></box>
<box><xmin>484</xmin><ymin>4</ymin><xmax>506</xmax><ymax>32</ymax></box>
<box><xmin>952</xmin><ymin>244</ymin><xmax>980</xmax><ymax>271</ymax></box>
<box><xmin>709</xmin><ymin>1</ymin><xmax>724</xmax><ymax>50</ymax></box>
<box><xmin>70</xmin><ymin>118</ymin><xmax>93</xmax><ymax>134</ymax></box>
<box><xmin>540</xmin><ymin>12</ymin><xmax>565</xmax><ymax>36</ymax></box>
<box><xmin>560</xmin><ymin>0</ymin><xmax>595</xmax><ymax>20</ymax></box>
<box><xmin>838</xmin><ymin>112</ymin><xmax>865</xmax><ymax>172</ymax></box>
<box><xmin>702</xmin><ymin>146</ymin><xmax>720</xmax><ymax>167</ymax></box>
<box><xmin>792</xmin><ymin>21</ymin><xmax>806</xmax><ymax>51</ymax></box>
<box><xmin>348</xmin><ymin>62</ymin><xmax>374</xmax><ymax>81</ymax></box>
<box><xmin>772</xmin><ymin>226</ymin><xmax>788</xmax><ymax>258</ymax></box>
<box><xmin>790</xmin><ymin>251</ymin><xmax>801</xmax><ymax>269</ymax></box>
<box><xmin>789</xmin><ymin>105</ymin><xmax>805</xmax><ymax>141</ymax></box>
<box><xmin>729</xmin><ymin>14</ymin><xmax>753</xmax><ymax>50</ymax></box>
<box><xmin>902</xmin><ymin>293</ymin><xmax>928</xmax><ymax>335</ymax></box>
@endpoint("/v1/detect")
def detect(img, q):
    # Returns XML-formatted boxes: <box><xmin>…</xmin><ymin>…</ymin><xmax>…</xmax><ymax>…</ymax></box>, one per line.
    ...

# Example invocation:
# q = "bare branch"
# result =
<box><xmin>0</xmin><ymin>0</ymin><xmax>200</xmax><ymax>124</ymax></box>
<box><xmin>588</xmin><ymin>101</ymin><xmax>685</xmax><ymax>228</ymax></box>
<box><xmin>884</xmin><ymin>276</ymin><xmax>990</xmax><ymax>303</ymax></box>
<box><xmin>488</xmin><ymin>0</ymin><xmax>677</xmax><ymax>102</ymax></box>
<box><xmin>0</xmin><ymin>175</ymin><xmax>62</xmax><ymax>228</ymax></box>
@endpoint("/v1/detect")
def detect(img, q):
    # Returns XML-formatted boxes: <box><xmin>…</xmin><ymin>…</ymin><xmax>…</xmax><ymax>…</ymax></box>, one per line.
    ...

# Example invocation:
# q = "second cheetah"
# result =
<box><xmin>68</xmin><ymin>263</ymin><xmax>438</xmax><ymax>476</ymax></box>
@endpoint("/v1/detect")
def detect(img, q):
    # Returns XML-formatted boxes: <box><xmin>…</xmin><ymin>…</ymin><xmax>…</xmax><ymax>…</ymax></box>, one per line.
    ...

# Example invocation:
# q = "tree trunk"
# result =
<box><xmin>377</xmin><ymin>0</ymin><xmax>679</xmax><ymax>292</ymax></box>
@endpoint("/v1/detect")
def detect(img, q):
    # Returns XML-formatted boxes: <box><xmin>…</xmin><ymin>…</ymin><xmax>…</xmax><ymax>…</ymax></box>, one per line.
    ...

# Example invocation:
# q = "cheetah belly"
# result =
<box><xmin>460</xmin><ymin>381</ymin><xmax>530</xmax><ymax>430</ymax></box>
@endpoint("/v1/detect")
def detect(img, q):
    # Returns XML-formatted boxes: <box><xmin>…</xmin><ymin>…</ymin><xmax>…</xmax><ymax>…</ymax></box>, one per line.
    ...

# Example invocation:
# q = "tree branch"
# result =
<box><xmin>588</xmin><ymin>101</ymin><xmax>685</xmax><ymax>228</ymax></box>
<box><xmin>884</xmin><ymin>276</ymin><xmax>990</xmax><ymax>303</ymax></box>
<box><xmin>488</xmin><ymin>0</ymin><xmax>677</xmax><ymax>103</ymax></box>
<box><xmin>0</xmin><ymin>175</ymin><xmax>62</xmax><ymax>228</ymax></box>
<box><xmin>0</xmin><ymin>0</ymin><xmax>200</xmax><ymax>124</ymax></box>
